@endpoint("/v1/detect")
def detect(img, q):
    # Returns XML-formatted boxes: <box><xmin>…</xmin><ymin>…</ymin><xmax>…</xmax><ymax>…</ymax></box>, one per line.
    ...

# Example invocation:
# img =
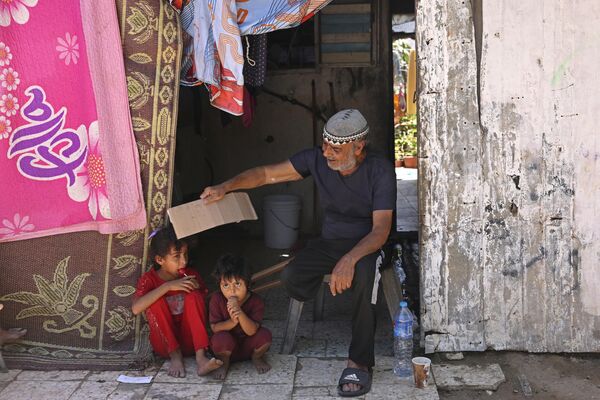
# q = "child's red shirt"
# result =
<box><xmin>209</xmin><ymin>291</ymin><xmax>265</xmax><ymax>338</ymax></box>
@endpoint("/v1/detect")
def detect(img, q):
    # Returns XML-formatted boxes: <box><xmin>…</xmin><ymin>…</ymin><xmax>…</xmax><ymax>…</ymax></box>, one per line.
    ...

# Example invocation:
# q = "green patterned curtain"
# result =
<box><xmin>0</xmin><ymin>0</ymin><xmax>181</xmax><ymax>369</ymax></box>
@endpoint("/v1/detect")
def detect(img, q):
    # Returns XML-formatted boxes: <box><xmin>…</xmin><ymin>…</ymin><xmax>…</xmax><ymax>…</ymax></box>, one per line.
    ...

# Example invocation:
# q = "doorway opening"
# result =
<box><xmin>389</xmin><ymin>0</ymin><xmax>420</xmax><ymax>327</ymax></box>
<box><xmin>391</xmin><ymin>9</ymin><xmax>417</xmax><ymax>234</ymax></box>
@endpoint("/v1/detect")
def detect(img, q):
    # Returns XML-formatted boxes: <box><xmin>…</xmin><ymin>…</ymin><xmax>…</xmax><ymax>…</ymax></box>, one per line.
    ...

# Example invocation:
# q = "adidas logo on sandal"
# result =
<box><xmin>344</xmin><ymin>373</ymin><xmax>360</xmax><ymax>382</ymax></box>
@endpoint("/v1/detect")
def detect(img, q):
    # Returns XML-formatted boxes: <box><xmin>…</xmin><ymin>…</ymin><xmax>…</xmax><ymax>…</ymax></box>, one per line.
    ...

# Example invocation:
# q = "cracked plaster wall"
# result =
<box><xmin>418</xmin><ymin>0</ymin><xmax>600</xmax><ymax>353</ymax></box>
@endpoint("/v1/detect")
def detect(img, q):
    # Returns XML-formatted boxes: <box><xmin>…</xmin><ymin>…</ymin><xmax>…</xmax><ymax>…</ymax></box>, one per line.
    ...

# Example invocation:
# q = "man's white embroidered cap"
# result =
<box><xmin>323</xmin><ymin>109</ymin><xmax>369</xmax><ymax>145</ymax></box>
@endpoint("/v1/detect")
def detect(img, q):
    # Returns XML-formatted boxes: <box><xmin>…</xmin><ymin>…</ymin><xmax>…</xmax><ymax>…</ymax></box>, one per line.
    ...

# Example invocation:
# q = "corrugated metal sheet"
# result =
<box><xmin>418</xmin><ymin>0</ymin><xmax>600</xmax><ymax>353</ymax></box>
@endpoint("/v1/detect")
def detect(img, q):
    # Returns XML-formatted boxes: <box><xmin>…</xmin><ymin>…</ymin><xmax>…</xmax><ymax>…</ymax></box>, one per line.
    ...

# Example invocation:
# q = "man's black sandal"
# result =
<box><xmin>337</xmin><ymin>367</ymin><xmax>372</xmax><ymax>397</ymax></box>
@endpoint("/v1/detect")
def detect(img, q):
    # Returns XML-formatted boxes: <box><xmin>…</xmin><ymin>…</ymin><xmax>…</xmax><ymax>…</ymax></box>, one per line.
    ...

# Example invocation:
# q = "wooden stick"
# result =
<box><xmin>251</xmin><ymin>258</ymin><xmax>294</xmax><ymax>282</ymax></box>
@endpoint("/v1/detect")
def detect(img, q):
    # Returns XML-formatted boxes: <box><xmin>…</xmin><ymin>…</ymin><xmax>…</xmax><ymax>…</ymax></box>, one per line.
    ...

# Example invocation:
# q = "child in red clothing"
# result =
<box><xmin>209</xmin><ymin>254</ymin><xmax>272</xmax><ymax>380</ymax></box>
<box><xmin>132</xmin><ymin>226</ymin><xmax>222</xmax><ymax>378</ymax></box>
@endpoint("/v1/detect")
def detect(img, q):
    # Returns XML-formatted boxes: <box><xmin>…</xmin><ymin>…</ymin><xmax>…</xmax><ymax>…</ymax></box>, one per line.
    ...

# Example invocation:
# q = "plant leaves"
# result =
<box><xmin>131</xmin><ymin>117</ymin><xmax>151</xmax><ymax>132</ymax></box>
<box><xmin>0</xmin><ymin>292</ymin><xmax>49</xmax><ymax>307</ymax></box>
<box><xmin>113</xmin><ymin>285</ymin><xmax>136</xmax><ymax>297</ymax></box>
<box><xmin>64</xmin><ymin>273</ymin><xmax>90</xmax><ymax>308</ymax></box>
<box><xmin>112</xmin><ymin>255</ymin><xmax>140</xmax><ymax>278</ymax></box>
<box><xmin>116</xmin><ymin>230</ymin><xmax>142</xmax><ymax>246</ymax></box>
<box><xmin>16</xmin><ymin>305</ymin><xmax>56</xmax><ymax>320</ymax></box>
<box><xmin>33</xmin><ymin>275</ymin><xmax>62</xmax><ymax>304</ymax></box>
<box><xmin>53</xmin><ymin>257</ymin><xmax>70</xmax><ymax>293</ymax></box>
<box><xmin>128</xmin><ymin>52</ymin><xmax>152</xmax><ymax>64</ymax></box>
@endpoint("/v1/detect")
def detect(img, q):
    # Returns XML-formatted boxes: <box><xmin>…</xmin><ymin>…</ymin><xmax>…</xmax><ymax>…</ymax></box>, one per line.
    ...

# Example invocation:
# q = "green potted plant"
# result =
<box><xmin>394</xmin><ymin>115</ymin><xmax>417</xmax><ymax>168</ymax></box>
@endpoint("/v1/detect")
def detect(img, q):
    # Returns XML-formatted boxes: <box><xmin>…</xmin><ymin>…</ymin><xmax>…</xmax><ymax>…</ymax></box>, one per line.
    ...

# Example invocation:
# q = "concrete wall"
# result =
<box><xmin>175</xmin><ymin>0</ymin><xmax>393</xmax><ymax>236</ymax></box>
<box><xmin>418</xmin><ymin>0</ymin><xmax>600</xmax><ymax>353</ymax></box>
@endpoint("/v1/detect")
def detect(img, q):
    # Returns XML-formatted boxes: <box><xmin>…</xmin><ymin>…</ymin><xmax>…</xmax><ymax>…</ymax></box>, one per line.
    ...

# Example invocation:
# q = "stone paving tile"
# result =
<box><xmin>396</xmin><ymin>207</ymin><xmax>417</xmax><ymax>216</ymax></box>
<box><xmin>154</xmin><ymin>357</ymin><xmax>222</xmax><ymax>384</ymax></box>
<box><xmin>261</xmin><ymin>288</ymin><xmax>315</xmax><ymax>322</ymax></box>
<box><xmin>397</xmin><ymin>221</ymin><xmax>418</xmax><ymax>232</ymax></box>
<box><xmin>263</xmin><ymin>300</ymin><xmax>315</xmax><ymax>322</ymax></box>
<box><xmin>294</xmin><ymin>338</ymin><xmax>327</xmax><ymax>357</ymax></box>
<box><xmin>219</xmin><ymin>384</ymin><xmax>292</xmax><ymax>400</ymax></box>
<box><xmin>292</xmin><ymin>385</ymin><xmax>365</xmax><ymax>399</ymax></box>
<box><xmin>294</xmin><ymin>358</ymin><xmax>347</xmax><ymax>387</ymax></box>
<box><xmin>262</xmin><ymin>319</ymin><xmax>314</xmax><ymax>339</ymax></box>
<box><xmin>0</xmin><ymin>370</ymin><xmax>20</xmax><ymax>382</ymax></box>
<box><xmin>144</xmin><ymin>383</ymin><xmax>221</xmax><ymax>400</ymax></box>
<box><xmin>107</xmin><ymin>383</ymin><xmax>151</xmax><ymax>400</ymax></box>
<box><xmin>70</xmin><ymin>381</ymin><xmax>120</xmax><ymax>400</ymax></box>
<box><xmin>91</xmin><ymin>364</ymin><xmax>161</xmax><ymax>383</ymax></box>
<box><xmin>367</xmin><ymin>356</ymin><xmax>440</xmax><ymax>399</ymax></box>
<box><xmin>0</xmin><ymin>383</ymin><xmax>9</xmax><ymax>393</ymax></box>
<box><xmin>16</xmin><ymin>369</ymin><xmax>89</xmax><ymax>381</ymax></box>
<box><xmin>325</xmin><ymin>338</ymin><xmax>350</xmax><ymax>358</ymax></box>
<box><xmin>0</xmin><ymin>380</ymin><xmax>80</xmax><ymax>400</ymax></box>
<box><xmin>433</xmin><ymin>363</ymin><xmax>505</xmax><ymax>391</ymax></box>
<box><xmin>225</xmin><ymin>354</ymin><xmax>296</xmax><ymax>385</ymax></box>
<box><xmin>85</xmin><ymin>371</ymin><xmax>124</xmax><ymax>382</ymax></box>
<box><xmin>312</xmin><ymin>321</ymin><xmax>352</xmax><ymax>340</ymax></box>
<box><xmin>365</xmin><ymin>383</ymin><xmax>439</xmax><ymax>400</ymax></box>
<box><xmin>401</xmin><ymin>185</ymin><xmax>418</xmax><ymax>196</ymax></box>
<box><xmin>372</xmin><ymin>356</ymin><xmax>404</xmax><ymax>385</ymax></box>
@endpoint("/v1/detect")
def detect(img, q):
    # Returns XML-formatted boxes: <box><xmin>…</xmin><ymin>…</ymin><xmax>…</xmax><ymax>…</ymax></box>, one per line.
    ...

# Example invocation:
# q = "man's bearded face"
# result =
<box><xmin>322</xmin><ymin>140</ymin><xmax>359</xmax><ymax>172</ymax></box>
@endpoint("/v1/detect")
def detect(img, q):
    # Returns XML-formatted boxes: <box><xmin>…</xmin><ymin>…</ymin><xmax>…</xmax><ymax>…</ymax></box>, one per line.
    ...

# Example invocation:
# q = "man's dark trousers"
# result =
<box><xmin>280</xmin><ymin>238</ymin><xmax>384</xmax><ymax>368</ymax></box>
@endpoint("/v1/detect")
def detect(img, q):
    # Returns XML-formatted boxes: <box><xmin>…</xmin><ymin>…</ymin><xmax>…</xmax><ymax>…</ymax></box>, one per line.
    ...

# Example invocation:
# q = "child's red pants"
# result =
<box><xmin>210</xmin><ymin>327</ymin><xmax>272</xmax><ymax>361</ymax></box>
<box><xmin>145</xmin><ymin>290</ymin><xmax>209</xmax><ymax>357</ymax></box>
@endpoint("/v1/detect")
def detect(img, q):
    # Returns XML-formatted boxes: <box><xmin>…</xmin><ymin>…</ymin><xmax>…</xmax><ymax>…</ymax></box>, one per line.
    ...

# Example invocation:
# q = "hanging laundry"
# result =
<box><xmin>242</xmin><ymin>87</ymin><xmax>257</xmax><ymax>128</ymax></box>
<box><xmin>243</xmin><ymin>34</ymin><xmax>268</xmax><ymax>88</ymax></box>
<box><xmin>0</xmin><ymin>0</ymin><xmax>146</xmax><ymax>242</ymax></box>
<box><xmin>172</xmin><ymin>0</ymin><xmax>332</xmax><ymax>115</ymax></box>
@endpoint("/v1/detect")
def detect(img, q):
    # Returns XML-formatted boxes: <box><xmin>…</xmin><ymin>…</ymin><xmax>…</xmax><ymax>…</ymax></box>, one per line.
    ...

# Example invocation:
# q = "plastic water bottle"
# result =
<box><xmin>393</xmin><ymin>244</ymin><xmax>406</xmax><ymax>284</ymax></box>
<box><xmin>393</xmin><ymin>301</ymin><xmax>413</xmax><ymax>377</ymax></box>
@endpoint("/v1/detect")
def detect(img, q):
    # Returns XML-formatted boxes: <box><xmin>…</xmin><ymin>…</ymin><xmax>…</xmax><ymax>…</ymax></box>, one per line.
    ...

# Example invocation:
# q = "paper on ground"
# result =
<box><xmin>117</xmin><ymin>374</ymin><xmax>153</xmax><ymax>384</ymax></box>
<box><xmin>167</xmin><ymin>192</ymin><xmax>258</xmax><ymax>239</ymax></box>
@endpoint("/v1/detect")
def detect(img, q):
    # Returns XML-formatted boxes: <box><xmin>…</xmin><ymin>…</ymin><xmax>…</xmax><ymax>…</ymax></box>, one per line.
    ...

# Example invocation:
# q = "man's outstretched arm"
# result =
<box><xmin>200</xmin><ymin>160</ymin><xmax>303</xmax><ymax>203</ymax></box>
<box><xmin>329</xmin><ymin>210</ymin><xmax>393</xmax><ymax>296</ymax></box>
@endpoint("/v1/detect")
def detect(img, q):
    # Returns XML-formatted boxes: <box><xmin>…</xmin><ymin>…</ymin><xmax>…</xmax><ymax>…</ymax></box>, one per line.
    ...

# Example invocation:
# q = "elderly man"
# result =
<box><xmin>201</xmin><ymin>109</ymin><xmax>396</xmax><ymax>397</ymax></box>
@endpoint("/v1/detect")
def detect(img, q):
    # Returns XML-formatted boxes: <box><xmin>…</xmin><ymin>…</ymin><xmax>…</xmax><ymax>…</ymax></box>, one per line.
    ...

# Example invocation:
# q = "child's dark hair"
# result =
<box><xmin>149</xmin><ymin>225</ymin><xmax>186</xmax><ymax>270</ymax></box>
<box><xmin>213</xmin><ymin>254</ymin><xmax>251</xmax><ymax>287</ymax></box>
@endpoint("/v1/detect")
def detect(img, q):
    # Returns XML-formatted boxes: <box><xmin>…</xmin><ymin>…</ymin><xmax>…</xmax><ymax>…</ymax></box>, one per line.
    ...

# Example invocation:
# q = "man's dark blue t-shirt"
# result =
<box><xmin>289</xmin><ymin>147</ymin><xmax>396</xmax><ymax>240</ymax></box>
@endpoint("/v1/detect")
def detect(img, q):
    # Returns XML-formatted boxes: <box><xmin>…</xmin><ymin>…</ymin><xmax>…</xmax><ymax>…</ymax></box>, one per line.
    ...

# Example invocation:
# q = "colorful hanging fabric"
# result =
<box><xmin>0</xmin><ymin>0</ymin><xmax>146</xmax><ymax>242</ymax></box>
<box><xmin>172</xmin><ymin>0</ymin><xmax>332</xmax><ymax>115</ymax></box>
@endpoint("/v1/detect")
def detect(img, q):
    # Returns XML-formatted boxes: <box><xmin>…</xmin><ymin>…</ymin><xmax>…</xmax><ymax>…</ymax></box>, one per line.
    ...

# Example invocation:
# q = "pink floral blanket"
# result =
<box><xmin>0</xmin><ymin>0</ymin><xmax>146</xmax><ymax>242</ymax></box>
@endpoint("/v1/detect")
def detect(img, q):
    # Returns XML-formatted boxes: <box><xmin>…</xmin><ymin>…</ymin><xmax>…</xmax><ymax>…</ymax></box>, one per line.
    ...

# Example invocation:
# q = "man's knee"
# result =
<box><xmin>280</xmin><ymin>264</ymin><xmax>307</xmax><ymax>300</ymax></box>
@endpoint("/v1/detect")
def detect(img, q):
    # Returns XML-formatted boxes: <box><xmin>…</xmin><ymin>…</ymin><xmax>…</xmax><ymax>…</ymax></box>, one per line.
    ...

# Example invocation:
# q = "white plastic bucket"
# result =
<box><xmin>263</xmin><ymin>194</ymin><xmax>301</xmax><ymax>249</ymax></box>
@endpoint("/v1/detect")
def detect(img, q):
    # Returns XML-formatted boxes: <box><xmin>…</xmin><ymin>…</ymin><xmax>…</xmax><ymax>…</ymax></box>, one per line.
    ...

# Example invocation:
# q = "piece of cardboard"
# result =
<box><xmin>167</xmin><ymin>192</ymin><xmax>258</xmax><ymax>239</ymax></box>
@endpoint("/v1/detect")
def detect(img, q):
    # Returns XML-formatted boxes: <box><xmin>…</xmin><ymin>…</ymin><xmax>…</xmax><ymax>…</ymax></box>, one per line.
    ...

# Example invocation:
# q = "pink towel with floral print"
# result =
<box><xmin>0</xmin><ymin>0</ymin><xmax>146</xmax><ymax>242</ymax></box>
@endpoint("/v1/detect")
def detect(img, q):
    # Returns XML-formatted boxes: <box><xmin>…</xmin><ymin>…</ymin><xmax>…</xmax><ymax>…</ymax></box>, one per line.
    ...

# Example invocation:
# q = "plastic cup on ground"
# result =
<box><xmin>411</xmin><ymin>357</ymin><xmax>431</xmax><ymax>388</ymax></box>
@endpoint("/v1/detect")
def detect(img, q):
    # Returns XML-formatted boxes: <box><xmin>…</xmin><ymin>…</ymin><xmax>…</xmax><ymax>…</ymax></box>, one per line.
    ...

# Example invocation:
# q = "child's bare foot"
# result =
<box><xmin>212</xmin><ymin>353</ymin><xmax>230</xmax><ymax>380</ymax></box>
<box><xmin>251</xmin><ymin>342</ymin><xmax>271</xmax><ymax>374</ymax></box>
<box><xmin>167</xmin><ymin>349</ymin><xmax>186</xmax><ymax>378</ymax></box>
<box><xmin>196</xmin><ymin>349</ymin><xmax>223</xmax><ymax>376</ymax></box>
<box><xmin>252</xmin><ymin>355</ymin><xmax>271</xmax><ymax>374</ymax></box>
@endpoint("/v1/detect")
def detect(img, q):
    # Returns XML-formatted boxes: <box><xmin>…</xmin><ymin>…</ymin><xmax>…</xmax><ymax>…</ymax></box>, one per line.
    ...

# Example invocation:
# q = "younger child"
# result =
<box><xmin>132</xmin><ymin>226</ymin><xmax>222</xmax><ymax>378</ymax></box>
<box><xmin>209</xmin><ymin>254</ymin><xmax>272</xmax><ymax>380</ymax></box>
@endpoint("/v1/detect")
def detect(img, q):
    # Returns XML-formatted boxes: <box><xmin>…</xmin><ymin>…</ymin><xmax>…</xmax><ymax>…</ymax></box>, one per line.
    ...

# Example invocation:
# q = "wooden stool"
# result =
<box><xmin>280</xmin><ymin>274</ymin><xmax>330</xmax><ymax>354</ymax></box>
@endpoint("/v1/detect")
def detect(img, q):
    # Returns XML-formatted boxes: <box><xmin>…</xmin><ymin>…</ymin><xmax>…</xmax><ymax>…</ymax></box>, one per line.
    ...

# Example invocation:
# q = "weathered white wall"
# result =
<box><xmin>418</xmin><ymin>0</ymin><xmax>600</xmax><ymax>352</ymax></box>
